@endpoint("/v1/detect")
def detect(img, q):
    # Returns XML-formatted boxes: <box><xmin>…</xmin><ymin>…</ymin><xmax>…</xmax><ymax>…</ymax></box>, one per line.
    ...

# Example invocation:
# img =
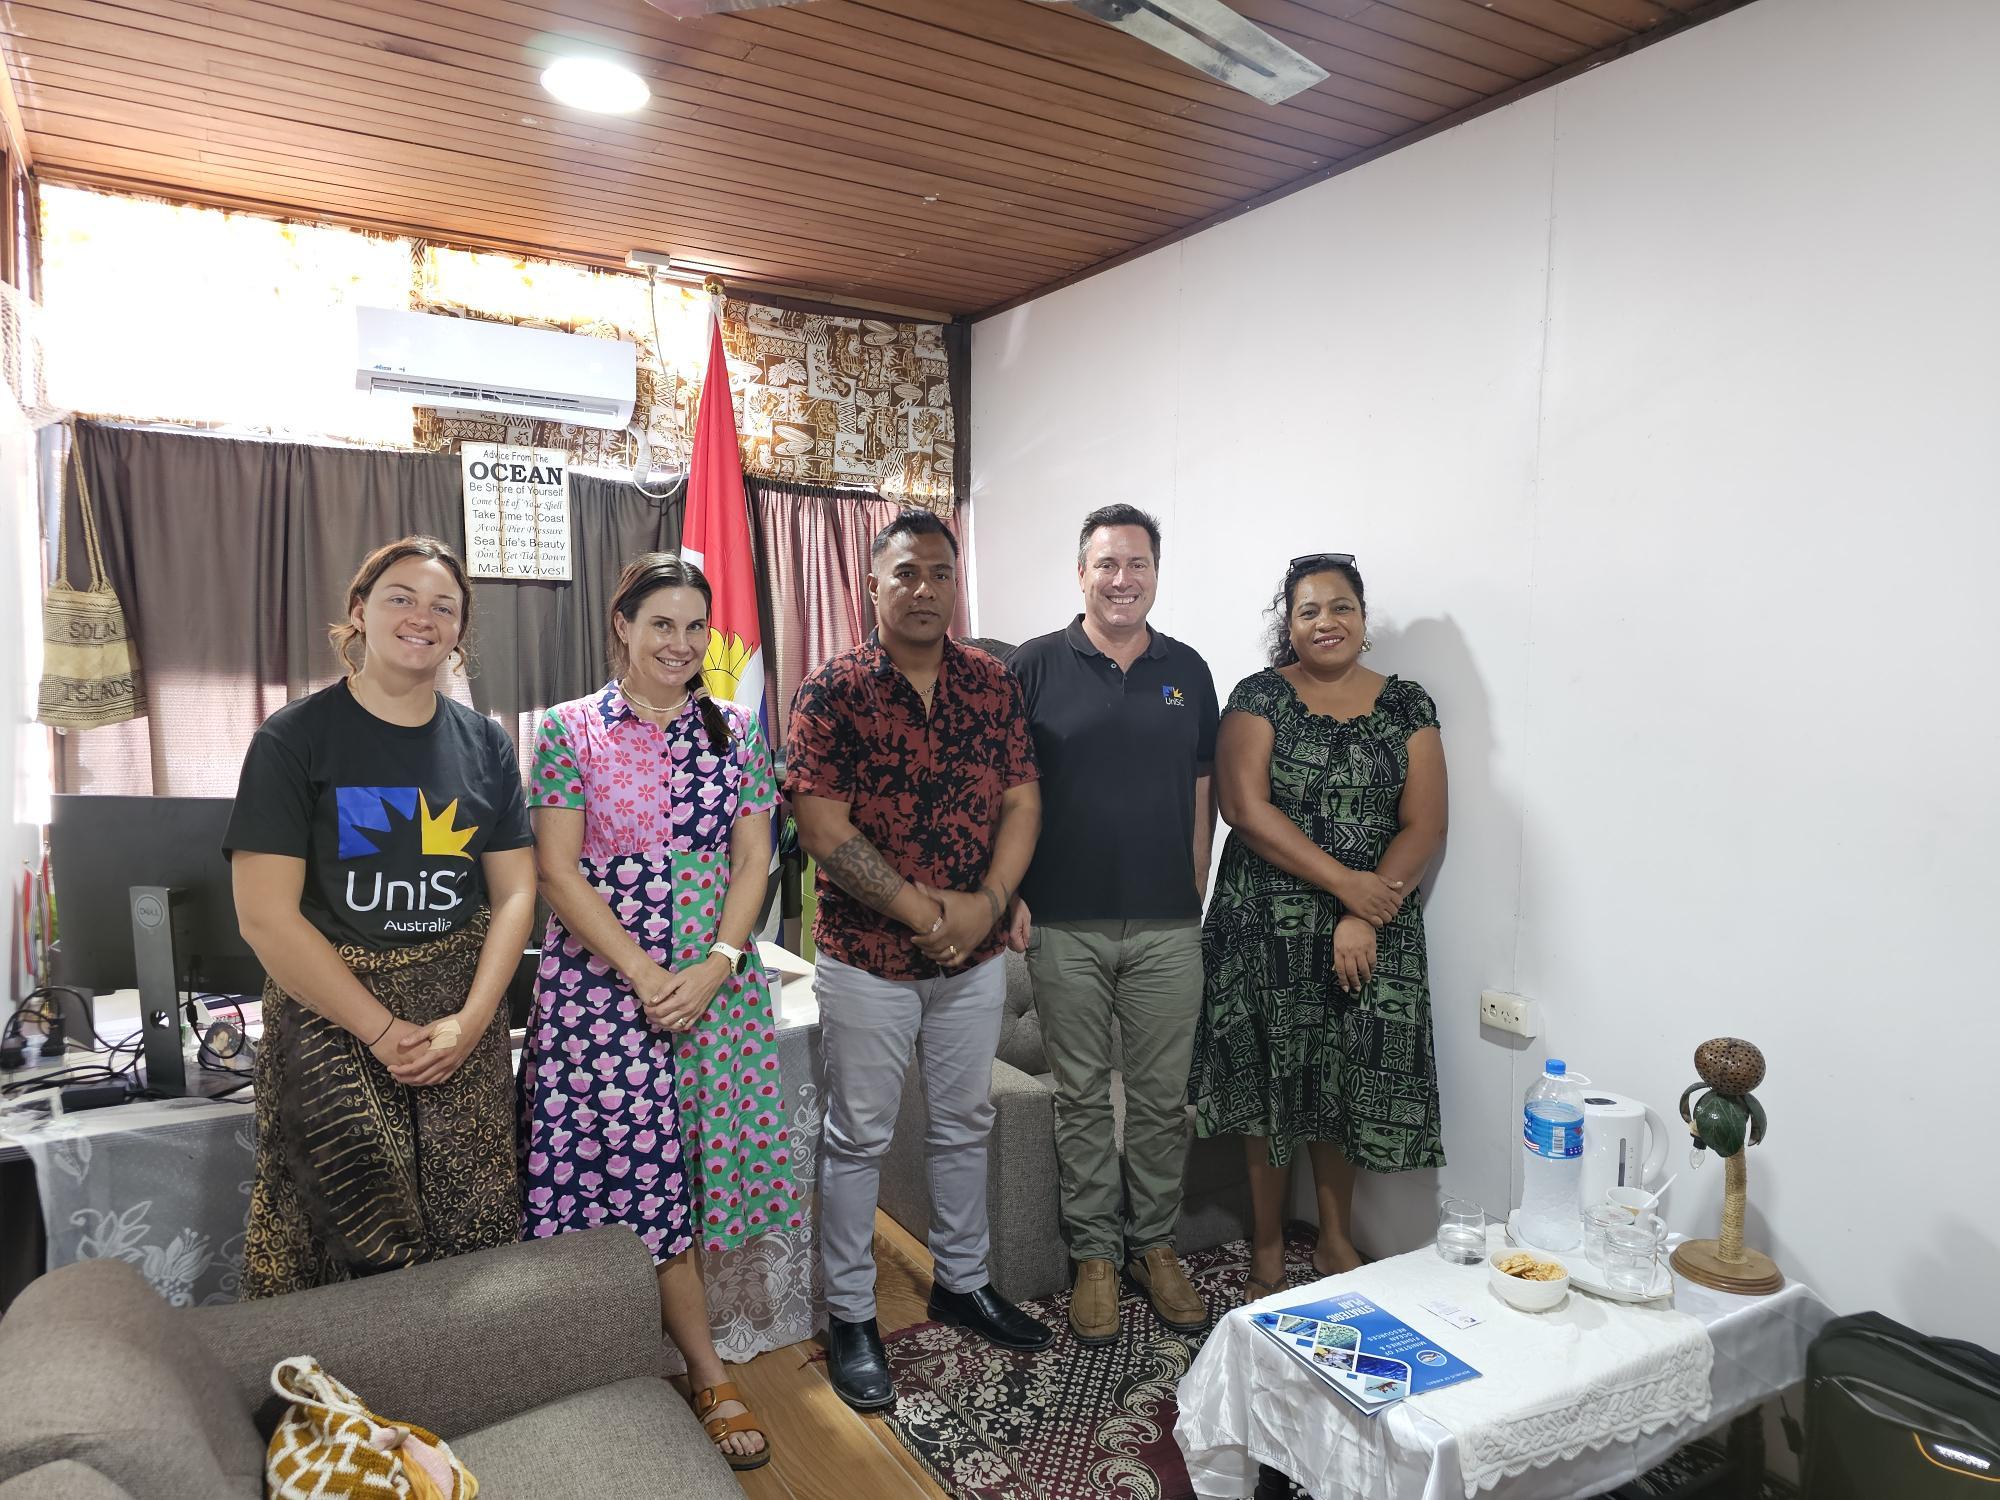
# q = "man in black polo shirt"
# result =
<box><xmin>1008</xmin><ymin>504</ymin><xmax>1219</xmax><ymax>1344</ymax></box>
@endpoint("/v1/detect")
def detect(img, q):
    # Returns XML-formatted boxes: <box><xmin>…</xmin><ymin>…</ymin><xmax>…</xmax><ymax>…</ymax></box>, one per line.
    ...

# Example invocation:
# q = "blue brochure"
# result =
<box><xmin>1249</xmin><ymin>1292</ymin><xmax>1481</xmax><ymax>1416</ymax></box>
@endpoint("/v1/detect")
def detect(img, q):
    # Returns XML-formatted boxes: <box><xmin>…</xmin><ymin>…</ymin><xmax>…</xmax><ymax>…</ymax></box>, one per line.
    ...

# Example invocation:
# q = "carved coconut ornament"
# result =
<box><xmin>1672</xmin><ymin>1034</ymin><xmax>1782</xmax><ymax>1294</ymax></box>
<box><xmin>1694</xmin><ymin>1037</ymin><xmax>1765</xmax><ymax>1096</ymax></box>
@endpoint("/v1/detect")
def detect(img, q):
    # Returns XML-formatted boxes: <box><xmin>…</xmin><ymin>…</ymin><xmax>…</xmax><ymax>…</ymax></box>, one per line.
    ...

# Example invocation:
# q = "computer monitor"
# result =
<box><xmin>48</xmin><ymin>795</ymin><xmax>262</xmax><ymax>995</ymax></box>
<box><xmin>48</xmin><ymin>794</ymin><xmax>264</xmax><ymax>1096</ymax></box>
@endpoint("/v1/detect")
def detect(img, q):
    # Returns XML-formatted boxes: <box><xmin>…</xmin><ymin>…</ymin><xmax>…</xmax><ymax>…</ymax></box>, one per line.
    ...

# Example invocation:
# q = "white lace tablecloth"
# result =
<box><xmin>2</xmin><ymin>1013</ymin><xmax>826</xmax><ymax>1364</ymax></box>
<box><xmin>1176</xmin><ymin>1228</ymin><xmax>1835</xmax><ymax>1500</ymax></box>
<box><xmin>2</xmin><ymin>1095</ymin><xmax>257</xmax><ymax>1307</ymax></box>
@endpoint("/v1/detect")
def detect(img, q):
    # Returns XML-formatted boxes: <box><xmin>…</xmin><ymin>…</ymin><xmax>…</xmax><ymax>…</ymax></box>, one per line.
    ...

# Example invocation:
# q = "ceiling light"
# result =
<box><xmin>540</xmin><ymin>56</ymin><xmax>650</xmax><ymax>114</ymax></box>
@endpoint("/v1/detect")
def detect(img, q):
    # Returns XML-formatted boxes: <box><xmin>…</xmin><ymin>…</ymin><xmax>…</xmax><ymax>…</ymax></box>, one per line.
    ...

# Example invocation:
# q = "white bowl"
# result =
<box><xmin>1488</xmin><ymin>1249</ymin><xmax>1570</xmax><ymax>1312</ymax></box>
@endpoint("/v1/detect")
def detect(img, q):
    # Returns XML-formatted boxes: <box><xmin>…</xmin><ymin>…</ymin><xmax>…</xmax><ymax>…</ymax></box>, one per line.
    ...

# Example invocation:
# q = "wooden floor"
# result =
<box><xmin>724</xmin><ymin>1212</ymin><xmax>952</xmax><ymax>1500</ymax></box>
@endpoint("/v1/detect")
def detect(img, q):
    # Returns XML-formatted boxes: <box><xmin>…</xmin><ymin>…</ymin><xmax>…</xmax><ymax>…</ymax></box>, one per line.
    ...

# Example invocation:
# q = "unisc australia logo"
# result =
<box><xmin>336</xmin><ymin>788</ymin><xmax>480</xmax><ymax>933</ymax></box>
<box><xmin>1161</xmin><ymin>684</ymin><xmax>1186</xmax><ymax>707</ymax></box>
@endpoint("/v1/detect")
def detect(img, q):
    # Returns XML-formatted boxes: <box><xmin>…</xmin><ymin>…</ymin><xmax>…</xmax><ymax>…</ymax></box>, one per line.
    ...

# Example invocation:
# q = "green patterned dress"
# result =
<box><xmin>1190</xmin><ymin>670</ymin><xmax>1445</xmax><ymax>1171</ymax></box>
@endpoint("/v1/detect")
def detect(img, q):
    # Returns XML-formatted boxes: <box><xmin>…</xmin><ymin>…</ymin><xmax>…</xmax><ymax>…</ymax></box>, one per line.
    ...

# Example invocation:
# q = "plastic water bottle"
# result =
<box><xmin>1519</xmin><ymin>1059</ymin><xmax>1584</xmax><ymax>1250</ymax></box>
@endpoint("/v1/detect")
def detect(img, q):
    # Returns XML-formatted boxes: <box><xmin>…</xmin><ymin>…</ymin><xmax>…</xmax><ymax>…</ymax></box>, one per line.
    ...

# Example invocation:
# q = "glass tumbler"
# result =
<box><xmin>1584</xmin><ymin>1203</ymin><xmax>1626</xmax><ymax>1266</ymax></box>
<box><xmin>1604</xmin><ymin>1222</ymin><xmax>1663</xmax><ymax>1296</ymax></box>
<box><xmin>1435</xmin><ymin>1197</ymin><xmax>1487</xmax><ymax>1264</ymax></box>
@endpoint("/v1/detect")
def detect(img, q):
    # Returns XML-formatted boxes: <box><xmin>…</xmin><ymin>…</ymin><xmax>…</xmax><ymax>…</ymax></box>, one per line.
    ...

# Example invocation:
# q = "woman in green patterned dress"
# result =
<box><xmin>1191</xmin><ymin>554</ymin><xmax>1448</xmax><ymax>1296</ymax></box>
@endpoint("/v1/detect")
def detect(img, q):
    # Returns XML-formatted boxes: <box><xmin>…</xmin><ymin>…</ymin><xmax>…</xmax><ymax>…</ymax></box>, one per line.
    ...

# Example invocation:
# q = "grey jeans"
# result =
<box><xmin>1026</xmin><ymin>919</ymin><xmax>1203</xmax><ymax>1263</ymax></box>
<box><xmin>814</xmin><ymin>951</ymin><xmax>1006</xmax><ymax>1322</ymax></box>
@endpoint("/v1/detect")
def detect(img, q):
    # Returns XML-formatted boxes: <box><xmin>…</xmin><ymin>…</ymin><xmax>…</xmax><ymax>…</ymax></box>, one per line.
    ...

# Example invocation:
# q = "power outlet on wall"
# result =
<box><xmin>1480</xmin><ymin>990</ymin><xmax>1539</xmax><ymax>1039</ymax></box>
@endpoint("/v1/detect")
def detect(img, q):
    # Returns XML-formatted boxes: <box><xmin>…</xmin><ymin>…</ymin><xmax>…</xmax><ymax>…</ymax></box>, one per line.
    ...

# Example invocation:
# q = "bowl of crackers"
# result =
<box><xmin>1489</xmin><ymin>1247</ymin><xmax>1570</xmax><ymax>1311</ymax></box>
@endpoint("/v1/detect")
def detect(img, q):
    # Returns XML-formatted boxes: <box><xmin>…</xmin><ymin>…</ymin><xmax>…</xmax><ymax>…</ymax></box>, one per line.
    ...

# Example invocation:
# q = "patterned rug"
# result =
<box><xmin>880</xmin><ymin>1232</ymin><xmax>1319</xmax><ymax>1500</ymax></box>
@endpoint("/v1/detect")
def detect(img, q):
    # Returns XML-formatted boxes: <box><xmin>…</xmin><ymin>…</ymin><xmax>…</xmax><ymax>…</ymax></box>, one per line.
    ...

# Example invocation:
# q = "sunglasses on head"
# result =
<box><xmin>1289</xmin><ymin>552</ymin><xmax>1355</xmax><ymax>570</ymax></box>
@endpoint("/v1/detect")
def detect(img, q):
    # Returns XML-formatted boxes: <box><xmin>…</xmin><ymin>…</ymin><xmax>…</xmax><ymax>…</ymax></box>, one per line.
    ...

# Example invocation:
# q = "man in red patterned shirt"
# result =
<box><xmin>788</xmin><ymin>510</ymin><xmax>1049</xmax><ymax>1411</ymax></box>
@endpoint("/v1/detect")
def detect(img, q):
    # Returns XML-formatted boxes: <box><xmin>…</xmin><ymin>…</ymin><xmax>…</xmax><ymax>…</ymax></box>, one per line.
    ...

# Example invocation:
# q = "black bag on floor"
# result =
<box><xmin>1803</xmin><ymin>1311</ymin><xmax>2000</xmax><ymax>1498</ymax></box>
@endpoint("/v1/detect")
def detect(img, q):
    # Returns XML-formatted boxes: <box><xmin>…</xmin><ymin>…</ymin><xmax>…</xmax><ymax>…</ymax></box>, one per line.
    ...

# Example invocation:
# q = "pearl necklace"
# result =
<box><xmin>619</xmin><ymin>680</ymin><xmax>689</xmax><ymax>718</ymax></box>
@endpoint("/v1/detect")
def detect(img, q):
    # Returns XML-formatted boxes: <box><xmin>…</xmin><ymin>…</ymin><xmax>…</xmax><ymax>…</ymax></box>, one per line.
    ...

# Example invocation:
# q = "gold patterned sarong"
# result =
<box><xmin>242</xmin><ymin>911</ymin><xmax>520</xmax><ymax>1299</ymax></box>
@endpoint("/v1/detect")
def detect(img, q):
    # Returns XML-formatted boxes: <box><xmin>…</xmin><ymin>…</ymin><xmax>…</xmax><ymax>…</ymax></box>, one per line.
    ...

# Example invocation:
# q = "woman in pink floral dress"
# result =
<box><xmin>517</xmin><ymin>554</ymin><xmax>800</xmax><ymax>1469</ymax></box>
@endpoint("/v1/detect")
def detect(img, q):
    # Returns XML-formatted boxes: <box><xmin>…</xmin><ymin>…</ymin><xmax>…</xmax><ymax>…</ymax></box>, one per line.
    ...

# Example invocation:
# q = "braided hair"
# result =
<box><xmin>606</xmin><ymin>553</ymin><xmax>734</xmax><ymax>751</ymax></box>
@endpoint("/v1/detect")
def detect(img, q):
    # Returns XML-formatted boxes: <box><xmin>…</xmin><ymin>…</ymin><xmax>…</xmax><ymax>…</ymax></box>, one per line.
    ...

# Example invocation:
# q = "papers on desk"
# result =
<box><xmin>1250</xmin><ymin>1292</ymin><xmax>1482</xmax><ymax>1417</ymax></box>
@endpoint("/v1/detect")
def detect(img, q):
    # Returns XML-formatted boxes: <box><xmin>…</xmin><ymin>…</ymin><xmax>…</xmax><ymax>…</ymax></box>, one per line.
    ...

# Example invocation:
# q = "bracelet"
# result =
<box><xmin>980</xmin><ymin>886</ymin><xmax>1004</xmax><ymax>926</ymax></box>
<box><xmin>366</xmin><ymin>1014</ymin><xmax>395</xmax><ymax>1048</ymax></box>
<box><xmin>910</xmin><ymin>884</ymin><xmax>944</xmax><ymax>935</ymax></box>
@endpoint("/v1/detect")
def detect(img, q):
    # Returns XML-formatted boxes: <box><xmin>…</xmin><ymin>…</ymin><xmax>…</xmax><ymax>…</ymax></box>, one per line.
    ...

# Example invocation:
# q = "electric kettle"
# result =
<box><xmin>1579</xmin><ymin>1090</ymin><xmax>1669</xmax><ymax>1206</ymax></box>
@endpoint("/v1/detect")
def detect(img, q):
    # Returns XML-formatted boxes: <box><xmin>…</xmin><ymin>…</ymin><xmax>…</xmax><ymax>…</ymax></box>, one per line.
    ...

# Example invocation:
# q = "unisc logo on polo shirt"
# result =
<box><xmin>1161</xmin><ymin>685</ymin><xmax>1187</xmax><ymax>707</ymax></box>
<box><xmin>335</xmin><ymin>787</ymin><xmax>480</xmax><ymax>934</ymax></box>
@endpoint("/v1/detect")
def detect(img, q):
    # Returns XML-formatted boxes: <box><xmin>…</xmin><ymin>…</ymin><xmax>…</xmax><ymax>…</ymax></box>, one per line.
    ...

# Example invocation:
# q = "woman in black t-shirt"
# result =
<box><xmin>227</xmin><ymin>535</ymin><xmax>536</xmax><ymax>1297</ymax></box>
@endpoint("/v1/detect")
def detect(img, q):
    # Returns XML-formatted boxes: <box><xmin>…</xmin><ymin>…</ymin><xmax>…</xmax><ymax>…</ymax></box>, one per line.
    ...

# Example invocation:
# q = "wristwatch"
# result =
<box><xmin>708</xmin><ymin>941</ymin><xmax>750</xmax><ymax>975</ymax></box>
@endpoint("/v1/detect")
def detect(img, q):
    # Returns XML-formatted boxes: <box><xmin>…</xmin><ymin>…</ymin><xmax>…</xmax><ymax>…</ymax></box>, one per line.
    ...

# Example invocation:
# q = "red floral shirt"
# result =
<box><xmin>784</xmin><ymin>635</ymin><xmax>1037</xmax><ymax>980</ymax></box>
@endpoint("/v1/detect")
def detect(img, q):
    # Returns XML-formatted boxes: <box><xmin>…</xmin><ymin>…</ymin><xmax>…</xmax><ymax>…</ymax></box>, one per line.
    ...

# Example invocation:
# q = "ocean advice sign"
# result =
<box><xmin>461</xmin><ymin>443</ymin><xmax>572</xmax><ymax>580</ymax></box>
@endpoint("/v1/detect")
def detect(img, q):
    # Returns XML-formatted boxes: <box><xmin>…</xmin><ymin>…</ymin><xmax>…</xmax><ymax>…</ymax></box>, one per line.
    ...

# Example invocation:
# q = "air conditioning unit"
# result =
<box><xmin>355</xmin><ymin>306</ymin><xmax>636</xmax><ymax>431</ymax></box>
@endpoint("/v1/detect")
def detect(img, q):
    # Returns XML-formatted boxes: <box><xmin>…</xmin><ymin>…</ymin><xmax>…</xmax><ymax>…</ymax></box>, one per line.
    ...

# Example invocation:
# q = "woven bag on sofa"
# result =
<box><xmin>264</xmin><ymin>1356</ymin><xmax>477</xmax><ymax>1500</ymax></box>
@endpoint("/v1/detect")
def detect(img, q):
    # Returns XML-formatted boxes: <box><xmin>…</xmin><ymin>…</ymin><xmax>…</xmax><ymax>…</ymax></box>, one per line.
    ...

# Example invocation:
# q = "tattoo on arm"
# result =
<box><xmin>822</xmin><ymin>833</ymin><xmax>908</xmax><ymax>914</ymax></box>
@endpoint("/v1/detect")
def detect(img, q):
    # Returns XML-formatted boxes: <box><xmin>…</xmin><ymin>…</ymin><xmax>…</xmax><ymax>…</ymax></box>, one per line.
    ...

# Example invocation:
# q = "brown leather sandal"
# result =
<box><xmin>1242</xmin><ymin>1273</ymin><xmax>1285</xmax><ymax>1302</ymax></box>
<box><xmin>691</xmin><ymin>1381</ymin><xmax>771</xmax><ymax>1472</ymax></box>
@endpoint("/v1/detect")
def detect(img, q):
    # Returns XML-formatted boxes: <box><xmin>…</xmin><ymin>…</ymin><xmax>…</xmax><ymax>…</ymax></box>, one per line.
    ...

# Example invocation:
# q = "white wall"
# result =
<box><xmin>1</xmin><ymin>425</ymin><xmax>48</xmax><ymax>1004</ymax></box>
<box><xmin>971</xmin><ymin>0</ymin><xmax>2000</xmax><ymax>1345</ymax></box>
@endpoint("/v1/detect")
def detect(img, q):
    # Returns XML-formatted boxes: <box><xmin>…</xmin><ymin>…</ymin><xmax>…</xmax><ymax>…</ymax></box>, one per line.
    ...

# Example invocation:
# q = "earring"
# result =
<box><xmin>1361</xmin><ymin>637</ymin><xmax>1373</xmax><ymax>653</ymax></box>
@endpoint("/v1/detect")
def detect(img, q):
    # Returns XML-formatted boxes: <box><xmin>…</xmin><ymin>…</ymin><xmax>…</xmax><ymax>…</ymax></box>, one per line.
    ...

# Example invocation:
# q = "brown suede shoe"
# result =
<box><xmin>1127</xmin><ymin>1245</ymin><xmax>1210</xmax><ymax>1334</ymax></box>
<box><xmin>1069</xmin><ymin>1258</ymin><xmax>1121</xmax><ymax>1346</ymax></box>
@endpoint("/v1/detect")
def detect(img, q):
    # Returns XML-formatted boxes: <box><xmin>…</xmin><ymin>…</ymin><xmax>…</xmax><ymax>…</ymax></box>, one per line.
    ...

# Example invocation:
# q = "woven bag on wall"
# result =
<box><xmin>37</xmin><ymin>436</ymin><xmax>144</xmax><ymax>729</ymax></box>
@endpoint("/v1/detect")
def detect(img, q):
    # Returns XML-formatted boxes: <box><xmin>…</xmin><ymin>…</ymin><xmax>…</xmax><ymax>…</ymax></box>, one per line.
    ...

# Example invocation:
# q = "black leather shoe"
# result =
<box><xmin>927</xmin><ymin>1282</ymin><xmax>1055</xmax><ymax>1352</ymax></box>
<box><xmin>825</xmin><ymin>1315</ymin><xmax>895</xmax><ymax>1411</ymax></box>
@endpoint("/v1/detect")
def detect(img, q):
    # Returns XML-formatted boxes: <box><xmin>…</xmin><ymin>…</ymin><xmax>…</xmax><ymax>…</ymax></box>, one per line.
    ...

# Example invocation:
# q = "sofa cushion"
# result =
<box><xmin>0</xmin><ymin>1260</ymin><xmax>263</xmax><ymax>1496</ymax></box>
<box><xmin>188</xmin><ymin>1228</ymin><xmax>671</xmax><ymax>1445</ymax></box>
<box><xmin>994</xmin><ymin>951</ymin><xmax>1046</xmax><ymax>1075</ymax></box>
<box><xmin>451</xmin><ymin>1377</ymin><xmax>742</xmax><ymax>1499</ymax></box>
<box><xmin>0</xmin><ymin>1461</ymin><xmax>138</xmax><ymax>1500</ymax></box>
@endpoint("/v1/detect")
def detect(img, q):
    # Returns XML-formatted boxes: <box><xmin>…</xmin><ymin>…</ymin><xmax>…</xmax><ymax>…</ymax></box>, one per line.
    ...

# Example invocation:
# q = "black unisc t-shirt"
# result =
<box><xmin>1010</xmin><ymin>618</ymin><xmax>1219</xmax><ymax>924</ymax></box>
<box><xmin>224</xmin><ymin>681</ymin><xmax>534</xmax><ymax>950</ymax></box>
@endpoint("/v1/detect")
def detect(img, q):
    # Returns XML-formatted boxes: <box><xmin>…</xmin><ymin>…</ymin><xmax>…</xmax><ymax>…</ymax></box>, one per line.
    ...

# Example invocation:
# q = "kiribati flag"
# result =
<box><xmin>680</xmin><ymin>307</ymin><xmax>765</xmax><ymax>724</ymax></box>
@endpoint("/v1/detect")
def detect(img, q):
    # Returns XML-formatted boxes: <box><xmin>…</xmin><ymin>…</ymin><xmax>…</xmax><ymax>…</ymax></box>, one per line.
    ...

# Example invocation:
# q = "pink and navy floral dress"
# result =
<box><xmin>516</xmin><ymin>683</ymin><xmax>804</xmax><ymax>1262</ymax></box>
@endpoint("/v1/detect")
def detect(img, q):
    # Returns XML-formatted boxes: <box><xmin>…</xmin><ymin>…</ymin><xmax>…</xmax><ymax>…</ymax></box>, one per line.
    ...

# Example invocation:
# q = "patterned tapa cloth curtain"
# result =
<box><xmin>57</xmin><ymin>420</ymin><xmax>681</xmax><ymax>796</ymax></box>
<box><xmin>728</xmin><ymin>302</ymin><xmax>954</xmax><ymax>511</ymax></box>
<box><xmin>406</xmin><ymin>251</ymin><xmax>959</xmax><ymax>511</ymax></box>
<box><xmin>748</xmin><ymin>477</ymin><xmax>968</xmax><ymax>753</ymax></box>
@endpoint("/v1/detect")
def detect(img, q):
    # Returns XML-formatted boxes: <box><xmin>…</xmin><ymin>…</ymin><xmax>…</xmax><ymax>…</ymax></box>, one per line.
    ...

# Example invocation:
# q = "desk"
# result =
<box><xmin>2</xmin><ymin>954</ymin><xmax>828</xmax><ymax>1360</ymax></box>
<box><xmin>1176</xmin><ymin>1236</ymin><xmax>1834</xmax><ymax>1500</ymax></box>
<box><xmin>2</xmin><ymin>1093</ymin><xmax>256</xmax><ymax>1306</ymax></box>
<box><xmin>0</xmin><ymin>990</ymin><xmax>255</xmax><ymax>1309</ymax></box>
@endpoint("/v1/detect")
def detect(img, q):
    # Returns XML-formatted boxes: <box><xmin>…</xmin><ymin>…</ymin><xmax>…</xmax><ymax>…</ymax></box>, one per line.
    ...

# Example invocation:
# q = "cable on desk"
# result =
<box><xmin>6</xmin><ymin>985</ymin><xmax>124</xmax><ymax>1052</ymax></box>
<box><xmin>2</xmin><ymin>1064</ymin><xmax>122</xmax><ymax>1097</ymax></box>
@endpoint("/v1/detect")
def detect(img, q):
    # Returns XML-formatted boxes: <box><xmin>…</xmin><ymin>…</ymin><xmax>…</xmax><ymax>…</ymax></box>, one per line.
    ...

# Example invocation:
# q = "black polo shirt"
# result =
<box><xmin>1010</xmin><ymin>617</ymin><xmax>1219</xmax><ymax>924</ymax></box>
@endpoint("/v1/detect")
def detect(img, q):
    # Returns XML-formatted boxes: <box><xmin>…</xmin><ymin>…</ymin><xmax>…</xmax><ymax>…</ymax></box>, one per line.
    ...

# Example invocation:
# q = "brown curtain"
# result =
<box><xmin>747</xmin><ymin>477</ymin><xmax>968</xmax><ymax>752</ymax></box>
<box><xmin>58</xmin><ymin>421</ymin><xmax>682</xmax><ymax>795</ymax></box>
<box><xmin>944</xmin><ymin>317</ymin><xmax>971</xmax><ymax>507</ymax></box>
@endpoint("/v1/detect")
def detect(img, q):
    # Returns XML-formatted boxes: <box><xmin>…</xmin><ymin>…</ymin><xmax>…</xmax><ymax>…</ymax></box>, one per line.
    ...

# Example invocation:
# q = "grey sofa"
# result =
<box><xmin>0</xmin><ymin>1227</ymin><xmax>741</xmax><ymax>1500</ymax></box>
<box><xmin>878</xmin><ymin>949</ymin><xmax>1252</xmax><ymax>1304</ymax></box>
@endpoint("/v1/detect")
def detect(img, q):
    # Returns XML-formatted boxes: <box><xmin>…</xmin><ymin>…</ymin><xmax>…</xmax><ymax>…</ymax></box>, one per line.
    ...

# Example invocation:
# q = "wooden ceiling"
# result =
<box><xmin>1</xmin><ymin>0</ymin><xmax>1746</xmax><ymax>318</ymax></box>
